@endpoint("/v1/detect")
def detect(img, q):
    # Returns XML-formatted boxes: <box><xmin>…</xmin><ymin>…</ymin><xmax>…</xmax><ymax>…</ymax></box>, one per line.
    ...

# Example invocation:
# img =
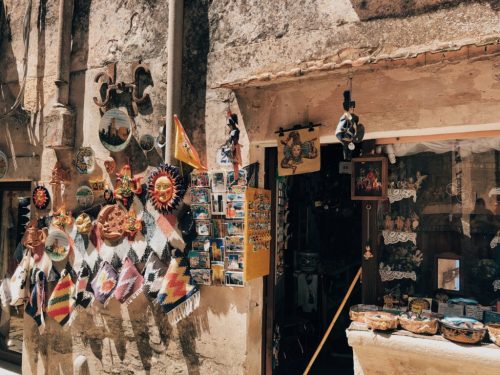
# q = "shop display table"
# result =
<box><xmin>346</xmin><ymin>322</ymin><xmax>500</xmax><ymax>375</ymax></box>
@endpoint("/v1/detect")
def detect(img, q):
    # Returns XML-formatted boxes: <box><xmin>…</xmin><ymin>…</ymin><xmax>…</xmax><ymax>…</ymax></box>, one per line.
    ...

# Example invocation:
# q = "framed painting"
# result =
<box><xmin>351</xmin><ymin>157</ymin><xmax>388</xmax><ymax>200</ymax></box>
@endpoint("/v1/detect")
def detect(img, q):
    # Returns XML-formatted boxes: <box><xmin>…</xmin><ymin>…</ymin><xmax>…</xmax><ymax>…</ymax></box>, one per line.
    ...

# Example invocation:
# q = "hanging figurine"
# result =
<box><xmin>115</xmin><ymin>165</ymin><xmax>142</xmax><ymax>207</ymax></box>
<box><xmin>335</xmin><ymin>89</ymin><xmax>365</xmax><ymax>160</ymax></box>
<box><xmin>224</xmin><ymin>111</ymin><xmax>242</xmax><ymax>184</ymax></box>
<box><xmin>123</xmin><ymin>207</ymin><xmax>142</xmax><ymax>240</ymax></box>
<box><xmin>147</xmin><ymin>163</ymin><xmax>186</xmax><ymax>214</ymax></box>
<box><xmin>22</xmin><ymin>220</ymin><xmax>48</xmax><ymax>262</ymax></box>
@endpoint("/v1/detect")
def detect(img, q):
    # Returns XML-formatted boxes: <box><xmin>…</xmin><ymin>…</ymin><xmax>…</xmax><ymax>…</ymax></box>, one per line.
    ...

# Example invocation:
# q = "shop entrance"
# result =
<box><xmin>264</xmin><ymin>144</ymin><xmax>362</xmax><ymax>375</ymax></box>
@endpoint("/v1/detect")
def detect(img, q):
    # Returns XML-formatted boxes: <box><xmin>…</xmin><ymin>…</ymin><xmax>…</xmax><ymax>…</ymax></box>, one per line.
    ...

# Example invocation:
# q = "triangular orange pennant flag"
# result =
<box><xmin>174</xmin><ymin>115</ymin><xmax>207</xmax><ymax>170</ymax></box>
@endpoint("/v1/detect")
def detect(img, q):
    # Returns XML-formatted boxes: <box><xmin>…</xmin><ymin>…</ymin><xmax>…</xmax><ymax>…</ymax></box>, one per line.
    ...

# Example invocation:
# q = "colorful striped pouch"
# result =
<box><xmin>114</xmin><ymin>257</ymin><xmax>144</xmax><ymax>304</ymax></box>
<box><xmin>73</xmin><ymin>265</ymin><xmax>94</xmax><ymax>310</ymax></box>
<box><xmin>157</xmin><ymin>257</ymin><xmax>200</xmax><ymax>324</ymax></box>
<box><xmin>91</xmin><ymin>261</ymin><xmax>118</xmax><ymax>305</ymax></box>
<box><xmin>25</xmin><ymin>270</ymin><xmax>46</xmax><ymax>332</ymax></box>
<box><xmin>142</xmin><ymin>251</ymin><xmax>168</xmax><ymax>301</ymax></box>
<box><xmin>47</xmin><ymin>270</ymin><xmax>74</xmax><ymax>327</ymax></box>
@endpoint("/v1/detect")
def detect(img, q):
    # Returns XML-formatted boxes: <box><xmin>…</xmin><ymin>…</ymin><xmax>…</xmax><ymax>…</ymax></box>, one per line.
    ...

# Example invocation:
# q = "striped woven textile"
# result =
<box><xmin>142</xmin><ymin>251</ymin><xmax>168</xmax><ymax>300</ymax></box>
<box><xmin>73</xmin><ymin>265</ymin><xmax>94</xmax><ymax>310</ymax></box>
<box><xmin>47</xmin><ymin>270</ymin><xmax>74</xmax><ymax>326</ymax></box>
<box><xmin>114</xmin><ymin>257</ymin><xmax>144</xmax><ymax>304</ymax></box>
<box><xmin>91</xmin><ymin>261</ymin><xmax>118</xmax><ymax>305</ymax></box>
<box><xmin>25</xmin><ymin>270</ymin><xmax>46</xmax><ymax>331</ymax></box>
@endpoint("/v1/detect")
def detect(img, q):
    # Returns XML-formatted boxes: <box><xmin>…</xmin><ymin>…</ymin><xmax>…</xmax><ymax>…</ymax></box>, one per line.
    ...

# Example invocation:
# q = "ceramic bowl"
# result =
<box><xmin>440</xmin><ymin>317</ymin><xmax>486</xmax><ymax>345</ymax></box>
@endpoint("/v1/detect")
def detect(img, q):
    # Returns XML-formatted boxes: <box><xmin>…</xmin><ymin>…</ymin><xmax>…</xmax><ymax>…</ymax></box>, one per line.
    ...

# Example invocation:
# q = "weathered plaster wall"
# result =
<box><xmin>1</xmin><ymin>1</ymin><xmax>254</xmax><ymax>375</ymax></box>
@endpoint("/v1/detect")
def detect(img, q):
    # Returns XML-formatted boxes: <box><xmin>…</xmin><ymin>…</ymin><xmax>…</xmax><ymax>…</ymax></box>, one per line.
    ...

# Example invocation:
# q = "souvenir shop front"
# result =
<box><xmin>347</xmin><ymin>132</ymin><xmax>500</xmax><ymax>374</ymax></box>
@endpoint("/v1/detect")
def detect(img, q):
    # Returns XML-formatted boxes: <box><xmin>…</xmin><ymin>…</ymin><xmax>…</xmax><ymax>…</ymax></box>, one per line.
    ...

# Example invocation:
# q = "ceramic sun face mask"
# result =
<box><xmin>75</xmin><ymin>213</ymin><xmax>93</xmax><ymax>235</ymax></box>
<box><xmin>147</xmin><ymin>164</ymin><xmax>185</xmax><ymax>214</ymax></box>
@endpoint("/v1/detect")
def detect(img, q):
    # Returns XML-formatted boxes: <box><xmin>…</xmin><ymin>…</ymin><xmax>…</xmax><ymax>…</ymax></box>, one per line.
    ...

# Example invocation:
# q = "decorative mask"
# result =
<box><xmin>75</xmin><ymin>213</ymin><xmax>93</xmax><ymax>235</ymax></box>
<box><xmin>147</xmin><ymin>164</ymin><xmax>185</xmax><ymax>214</ymax></box>
<box><xmin>123</xmin><ymin>207</ymin><xmax>142</xmax><ymax>239</ymax></box>
<box><xmin>96</xmin><ymin>204</ymin><xmax>127</xmax><ymax>242</ymax></box>
<box><xmin>115</xmin><ymin>165</ymin><xmax>142</xmax><ymax>206</ymax></box>
<box><xmin>51</xmin><ymin>206</ymin><xmax>73</xmax><ymax>229</ymax></box>
<box><xmin>22</xmin><ymin>220</ymin><xmax>48</xmax><ymax>261</ymax></box>
<box><xmin>104</xmin><ymin>157</ymin><xmax>116</xmax><ymax>174</ymax></box>
<box><xmin>73</xmin><ymin>147</ymin><xmax>95</xmax><ymax>174</ymax></box>
<box><xmin>49</xmin><ymin>162</ymin><xmax>70</xmax><ymax>186</ymax></box>
<box><xmin>33</xmin><ymin>185</ymin><xmax>51</xmax><ymax>210</ymax></box>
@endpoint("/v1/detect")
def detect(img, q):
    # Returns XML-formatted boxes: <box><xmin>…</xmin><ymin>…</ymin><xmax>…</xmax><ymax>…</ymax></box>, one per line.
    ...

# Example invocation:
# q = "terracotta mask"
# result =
<box><xmin>97</xmin><ymin>204</ymin><xmax>127</xmax><ymax>242</ymax></box>
<box><xmin>147</xmin><ymin>163</ymin><xmax>185</xmax><ymax>214</ymax></box>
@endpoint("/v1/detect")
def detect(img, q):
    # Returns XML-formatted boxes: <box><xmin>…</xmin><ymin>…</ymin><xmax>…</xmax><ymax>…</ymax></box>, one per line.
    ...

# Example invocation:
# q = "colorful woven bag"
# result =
<box><xmin>91</xmin><ymin>261</ymin><xmax>118</xmax><ymax>305</ymax></box>
<box><xmin>114</xmin><ymin>257</ymin><xmax>144</xmax><ymax>304</ymax></box>
<box><xmin>47</xmin><ymin>269</ymin><xmax>74</xmax><ymax>326</ymax></box>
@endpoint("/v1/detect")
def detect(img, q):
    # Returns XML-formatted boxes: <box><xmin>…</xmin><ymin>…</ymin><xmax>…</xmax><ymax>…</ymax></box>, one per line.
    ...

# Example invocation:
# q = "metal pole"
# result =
<box><xmin>165</xmin><ymin>0</ymin><xmax>184</xmax><ymax>164</ymax></box>
<box><xmin>55</xmin><ymin>0</ymin><xmax>74</xmax><ymax>106</ymax></box>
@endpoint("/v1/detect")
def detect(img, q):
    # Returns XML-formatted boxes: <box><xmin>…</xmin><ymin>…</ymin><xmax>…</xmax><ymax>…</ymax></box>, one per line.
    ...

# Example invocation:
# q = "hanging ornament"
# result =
<box><xmin>76</xmin><ymin>186</ymin><xmax>95</xmax><ymax>209</ymax></box>
<box><xmin>0</xmin><ymin>150</ymin><xmax>8</xmax><ymax>179</ymax></box>
<box><xmin>123</xmin><ymin>207</ymin><xmax>142</xmax><ymax>240</ymax></box>
<box><xmin>33</xmin><ymin>185</ymin><xmax>51</xmax><ymax>210</ymax></box>
<box><xmin>115</xmin><ymin>165</ymin><xmax>142</xmax><ymax>207</ymax></box>
<box><xmin>45</xmin><ymin>228</ymin><xmax>72</xmax><ymax>262</ymax></box>
<box><xmin>73</xmin><ymin>147</ymin><xmax>96</xmax><ymax>174</ymax></box>
<box><xmin>51</xmin><ymin>206</ymin><xmax>73</xmax><ymax>230</ymax></box>
<box><xmin>22</xmin><ymin>220</ymin><xmax>48</xmax><ymax>262</ymax></box>
<box><xmin>104</xmin><ymin>157</ymin><xmax>116</xmax><ymax>174</ymax></box>
<box><xmin>147</xmin><ymin>163</ymin><xmax>185</xmax><ymax>214</ymax></box>
<box><xmin>96</xmin><ymin>204</ymin><xmax>127</xmax><ymax>242</ymax></box>
<box><xmin>75</xmin><ymin>213</ymin><xmax>93</xmax><ymax>235</ymax></box>
<box><xmin>98</xmin><ymin>108</ymin><xmax>132</xmax><ymax>152</ymax></box>
<box><xmin>139</xmin><ymin>134</ymin><xmax>155</xmax><ymax>152</ymax></box>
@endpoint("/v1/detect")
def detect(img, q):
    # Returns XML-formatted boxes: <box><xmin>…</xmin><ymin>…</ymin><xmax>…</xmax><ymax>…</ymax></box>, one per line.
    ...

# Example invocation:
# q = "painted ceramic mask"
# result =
<box><xmin>115</xmin><ymin>165</ymin><xmax>142</xmax><ymax>206</ymax></box>
<box><xmin>52</xmin><ymin>206</ymin><xmax>73</xmax><ymax>229</ymax></box>
<box><xmin>147</xmin><ymin>163</ymin><xmax>185</xmax><ymax>214</ymax></box>
<box><xmin>104</xmin><ymin>157</ymin><xmax>116</xmax><ymax>174</ymax></box>
<box><xmin>123</xmin><ymin>208</ymin><xmax>142</xmax><ymax>239</ymax></box>
<box><xmin>33</xmin><ymin>185</ymin><xmax>51</xmax><ymax>210</ymax></box>
<box><xmin>96</xmin><ymin>204</ymin><xmax>127</xmax><ymax>242</ymax></box>
<box><xmin>73</xmin><ymin>147</ymin><xmax>95</xmax><ymax>174</ymax></box>
<box><xmin>75</xmin><ymin>213</ymin><xmax>93</xmax><ymax>235</ymax></box>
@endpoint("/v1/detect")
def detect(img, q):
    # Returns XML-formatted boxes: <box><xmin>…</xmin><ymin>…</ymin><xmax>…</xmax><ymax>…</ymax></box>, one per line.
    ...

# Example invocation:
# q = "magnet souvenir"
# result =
<box><xmin>45</xmin><ymin>229</ymin><xmax>71</xmax><ymax>262</ymax></box>
<box><xmin>139</xmin><ymin>134</ymin><xmax>155</xmax><ymax>152</ymax></box>
<box><xmin>76</xmin><ymin>186</ymin><xmax>95</xmax><ymax>209</ymax></box>
<box><xmin>73</xmin><ymin>147</ymin><xmax>95</xmax><ymax>174</ymax></box>
<box><xmin>98</xmin><ymin>108</ymin><xmax>132</xmax><ymax>152</ymax></box>
<box><xmin>115</xmin><ymin>165</ymin><xmax>142</xmax><ymax>206</ymax></box>
<box><xmin>33</xmin><ymin>185</ymin><xmax>51</xmax><ymax>210</ymax></box>
<box><xmin>96</xmin><ymin>204</ymin><xmax>127</xmax><ymax>242</ymax></box>
<box><xmin>0</xmin><ymin>150</ymin><xmax>8</xmax><ymax>179</ymax></box>
<box><xmin>147</xmin><ymin>163</ymin><xmax>185</xmax><ymax>214</ymax></box>
<box><xmin>75</xmin><ymin>213</ymin><xmax>93</xmax><ymax>235</ymax></box>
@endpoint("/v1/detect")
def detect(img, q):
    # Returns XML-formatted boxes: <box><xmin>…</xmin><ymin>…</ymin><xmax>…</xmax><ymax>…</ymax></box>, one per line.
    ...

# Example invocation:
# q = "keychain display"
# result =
<box><xmin>76</xmin><ymin>186</ymin><xmax>95</xmax><ymax>208</ymax></box>
<box><xmin>98</xmin><ymin>108</ymin><xmax>132</xmax><ymax>152</ymax></box>
<box><xmin>33</xmin><ymin>185</ymin><xmax>51</xmax><ymax>210</ymax></box>
<box><xmin>147</xmin><ymin>163</ymin><xmax>185</xmax><ymax>214</ymax></box>
<box><xmin>73</xmin><ymin>147</ymin><xmax>95</xmax><ymax>174</ymax></box>
<box><xmin>45</xmin><ymin>229</ymin><xmax>71</xmax><ymax>262</ymax></box>
<box><xmin>0</xmin><ymin>150</ymin><xmax>8</xmax><ymax>179</ymax></box>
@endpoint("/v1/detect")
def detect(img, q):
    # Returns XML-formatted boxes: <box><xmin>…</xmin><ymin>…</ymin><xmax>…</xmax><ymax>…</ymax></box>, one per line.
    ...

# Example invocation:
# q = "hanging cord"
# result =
<box><xmin>0</xmin><ymin>0</ymin><xmax>32</xmax><ymax>120</ymax></box>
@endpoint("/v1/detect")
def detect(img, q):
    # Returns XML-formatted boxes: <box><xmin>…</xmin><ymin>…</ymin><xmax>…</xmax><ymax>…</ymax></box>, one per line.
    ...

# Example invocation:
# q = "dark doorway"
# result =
<box><xmin>264</xmin><ymin>144</ymin><xmax>362</xmax><ymax>375</ymax></box>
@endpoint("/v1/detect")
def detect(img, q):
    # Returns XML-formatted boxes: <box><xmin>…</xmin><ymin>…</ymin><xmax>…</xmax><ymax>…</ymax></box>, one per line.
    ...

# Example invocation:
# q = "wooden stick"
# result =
<box><xmin>303</xmin><ymin>267</ymin><xmax>362</xmax><ymax>375</ymax></box>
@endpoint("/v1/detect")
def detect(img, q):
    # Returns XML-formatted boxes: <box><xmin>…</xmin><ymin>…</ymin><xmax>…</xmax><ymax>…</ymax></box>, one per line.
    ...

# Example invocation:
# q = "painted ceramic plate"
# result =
<box><xmin>0</xmin><ymin>151</ymin><xmax>8</xmax><ymax>179</ymax></box>
<box><xmin>76</xmin><ymin>186</ymin><xmax>94</xmax><ymax>208</ymax></box>
<box><xmin>139</xmin><ymin>134</ymin><xmax>155</xmax><ymax>152</ymax></box>
<box><xmin>74</xmin><ymin>147</ymin><xmax>95</xmax><ymax>174</ymax></box>
<box><xmin>32</xmin><ymin>185</ymin><xmax>51</xmax><ymax>210</ymax></box>
<box><xmin>98</xmin><ymin>108</ymin><xmax>132</xmax><ymax>152</ymax></box>
<box><xmin>45</xmin><ymin>229</ymin><xmax>71</xmax><ymax>262</ymax></box>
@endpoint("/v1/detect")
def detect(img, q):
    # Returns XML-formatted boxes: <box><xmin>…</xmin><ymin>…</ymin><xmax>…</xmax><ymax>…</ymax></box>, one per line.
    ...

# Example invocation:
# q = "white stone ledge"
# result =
<box><xmin>347</xmin><ymin>323</ymin><xmax>500</xmax><ymax>375</ymax></box>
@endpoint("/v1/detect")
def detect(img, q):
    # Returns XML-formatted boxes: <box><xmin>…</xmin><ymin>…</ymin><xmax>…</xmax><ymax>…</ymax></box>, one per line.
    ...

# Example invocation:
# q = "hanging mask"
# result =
<box><xmin>96</xmin><ymin>204</ymin><xmax>127</xmax><ymax>242</ymax></box>
<box><xmin>147</xmin><ymin>163</ymin><xmax>185</xmax><ymax>214</ymax></box>
<box><xmin>33</xmin><ymin>185</ymin><xmax>51</xmax><ymax>210</ymax></box>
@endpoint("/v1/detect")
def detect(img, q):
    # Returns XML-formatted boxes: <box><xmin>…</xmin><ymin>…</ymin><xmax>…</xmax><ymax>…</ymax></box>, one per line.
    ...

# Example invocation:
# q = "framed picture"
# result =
<box><xmin>277</xmin><ymin>127</ymin><xmax>320</xmax><ymax>176</ymax></box>
<box><xmin>192</xmin><ymin>204</ymin><xmax>211</xmax><ymax>220</ymax></box>
<box><xmin>195</xmin><ymin>220</ymin><xmax>211</xmax><ymax>236</ymax></box>
<box><xmin>210</xmin><ymin>171</ymin><xmax>226</xmax><ymax>192</ymax></box>
<box><xmin>211</xmin><ymin>193</ymin><xmax>227</xmax><ymax>215</ymax></box>
<box><xmin>192</xmin><ymin>236</ymin><xmax>210</xmax><ymax>251</ymax></box>
<box><xmin>225</xmin><ymin>236</ymin><xmax>244</xmax><ymax>252</ymax></box>
<box><xmin>225</xmin><ymin>252</ymin><xmax>244</xmax><ymax>271</ymax></box>
<box><xmin>225</xmin><ymin>220</ymin><xmax>244</xmax><ymax>236</ymax></box>
<box><xmin>225</xmin><ymin>271</ymin><xmax>244</xmax><ymax>287</ymax></box>
<box><xmin>435</xmin><ymin>253</ymin><xmax>462</xmax><ymax>292</ymax></box>
<box><xmin>351</xmin><ymin>157</ymin><xmax>388</xmax><ymax>200</ymax></box>
<box><xmin>212</xmin><ymin>262</ymin><xmax>225</xmax><ymax>286</ymax></box>
<box><xmin>226</xmin><ymin>201</ymin><xmax>245</xmax><ymax>219</ymax></box>
<box><xmin>190</xmin><ymin>269</ymin><xmax>212</xmax><ymax>285</ymax></box>
<box><xmin>190</xmin><ymin>171</ymin><xmax>210</xmax><ymax>187</ymax></box>
<box><xmin>189</xmin><ymin>251</ymin><xmax>211</xmax><ymax>269</ymax></box>
<box><xmin>190</xmin><ymin>187</ymin><xmax>211</xmax><ymax>204</ymax></box>
<box><xmin>210</xmin><ymin>238</ymin><xmax>225</xmax><ymax>262</ymax></box>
